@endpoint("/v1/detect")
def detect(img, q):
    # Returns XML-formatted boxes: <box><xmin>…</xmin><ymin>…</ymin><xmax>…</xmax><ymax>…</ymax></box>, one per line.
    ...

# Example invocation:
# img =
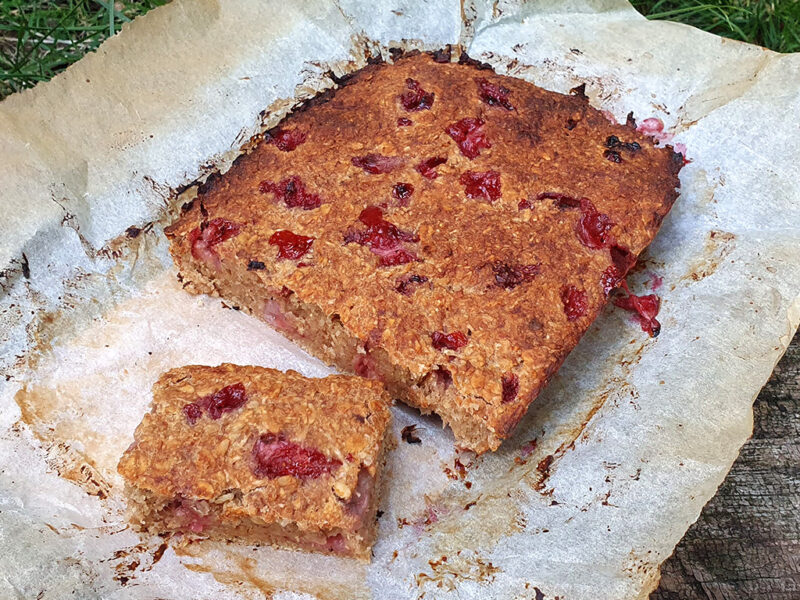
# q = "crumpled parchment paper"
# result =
<box><xmin>1</xmin><ymin>1</ymin><xmax>799</xmax><ymax>598</ymax></box>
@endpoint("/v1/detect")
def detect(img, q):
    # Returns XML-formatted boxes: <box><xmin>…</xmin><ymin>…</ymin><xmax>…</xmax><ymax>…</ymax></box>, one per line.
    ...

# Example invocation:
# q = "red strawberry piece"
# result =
<box><xmin>252</xmin><ymin>433</ymin><xmax>341</xmax><ymax>480</ymax></box>
<box><xmin>392</xmin><ymin>182</ymin><xmax>414</xmax><ymax>206</ymax></box>
<box><xmin>460</xmin><ymin>170</ymin><xmax>501</xmax><ymax>202</ymax></box>
<box><xmin>182</xmin><ymin>403</ymin><xmax>203</xmax><ymax>425</ymax></box>
<box><xmin>184</xmin><ymin>383</ymin><xmax>248</xmax><ymax>423</ymax></box>
<box><xmin>344</xmin><ymin>206</ymin><xmax>419</xmax><ymax>266</ymax></box>
<box><xmin>476</xmin><ymin>77</ymin><xmax>515</xmax><ymax>110</ymax></box>
<box><xmin>431</xmin><ymin>331</ymin><xmax>469</xmax><ymax>351</ymax></box>
<box><xmin>400</xmin><ymin>78</ymin><xmax>435</xmax><ymax>111</ymax></box>
<box><xmin>269</xmin><ymin>230</ymin><xmax>315</xmax><ymax>260</ymax></box>
<box><xmin>200</xmin><ymin>383</ymin><xmax>248</xmax><ymax>420</ymax></box>
<box><xmin>188</xmin><ymin>218</ymin><xmax>242</xmax><ymax>269</ymax></box>
<box><xmin>492</xmin><ymin>261</ymin><xmax>540</xmax><ymax>289</ymax></box>
<box><xmin>351</xmin><ymin>153</ymin><xmax>404</xmax><ymax>174</ymax></box>
<box><xmin>259</xmin><ymin>176</ymin><xmax>322</xmax><ymax>210</ymax></box>
<box><xmin>445</xmin><ymin>117</ymin><xmax>491</xmax><ymax>159</ymax></box>
<box><xmin>561</xmin><ymin>285</ymin><xmax>588</xmax><ymax>321</ymax></box>
<box><xmin>415</xmin><ymin>156</ymin><xmax>447</xmax><ymax>179</ymax></box>
<box><xmin>615</xmin><ymin>286</ymin><xmax>661</xmax><ymax>337</ymax></box>
<box><xmin>501</xmin><ymin>373</ymin><xmax>519</xmax><ymax>403</ymax></box>
<box><xmin>266</xmin><ymin>128</ymin><xmax>307</xmax><ymax>152</ymax></box>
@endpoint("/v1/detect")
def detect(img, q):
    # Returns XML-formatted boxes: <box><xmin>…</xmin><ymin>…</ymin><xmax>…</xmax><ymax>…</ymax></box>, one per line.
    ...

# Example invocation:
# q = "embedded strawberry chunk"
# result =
<box><xmin>397</xmin><ymin>117</ymin><xmax>413</xmax><ymax>127</ymax></box>
<box><xmin>184</xmin><ymin>383</ymin><xmax>248</xmax><ymax>423</ymax></box>
<box><xmin>445</xmin><ymin>117</ymin><xmax>491</xmax><ymax>159</ymax></box>
<box><xmin>188</xmin><ymin>218</ymin><xmax>242</xmax><ymax>269</ymax></box>
<box><xmin>392</xmin><ymin>182</ymin><xmax>414</xmax><ymax>206</ymax></box>
<box><xmin>182</xmin><ymin>403</ymin><xmax>203</xmax><ymax>425</ymax></box>
<box><xmin>268</xmin><ymin>230</ymin><xmax>314</xmax><ymax>260</ymax></box>
<box><xmin>518</xmin><ymin>199</ymin><xmax>533</xmax><ymax>210</ymax></box>
<box><xmin>266</xmin><ymin>128</ymin><xmax>307</xmax><ymax>152</ymax></box>
<box><xmin>415</xmin><ymin>156</ymin><xmax>447</xmax><ymax>179</ymax></box>
<box><xmin>201</xmin><ymin>218</ymin><xmax>241</xmax><ymax>246</ymax></box>
<box><xmin>561</xmin><ymin>285</ymin><xmax>588</xmax><ymax>321</ymax></box>
<box><xmin>344</xmin><ymin>206</ymin><xmax>419</xmax><ymax>266</ymax></box>
<box><xmin>201</xmin><ymin>383</ymin><xmax>248</xmax><ymax>420</ymax></box>
<box><xmin>171</xmin><ymin>499</ymin><xmax>214</xmax><ymax>533</ymax></box>
<box><xmin>431</xmin><ymin>331</ymin><xmax>469</xmax><ymax>351</ymax></box>
<box><xmin>434</xmin><ymin>366</ymin><xmax>453</xmax><ymax>389</ymax></box>
<box><xmin>546</xmin><ymin>194</ymin><xmax>615</xmax><ymax>249</ymax></box>
<box><xmin>252</xmin><ymin>433</ymin><xmax>341</xmax><ymax>480</ymax></box>
<box><xmin>353</xmin><ymin>353</ymin><xmax>382</xmax><ymax>380</ymax></box>
<box><xmin>575</xmin><ymin>199</ymin><xmax>614</xmax><ymax>249</ymax></box>
<box><xmin>476</xmin><ymin>78</ymin><xmax>514</xmax><ymax>110</ymax></box>
<box><xmin>601</xmin><ymin>266</ymin><xmax>622</xmax><ymax>296</ymax></box>
<box><xmin>325</xmin><ymin>534</ymin><xmax>348</xmax><ymax>554</ymax></box>
<box><xmin>601</xmin><ymin>245</ymin><xmax>637</xmax><ymax>295</ymax></box>
<box><xmin>355</xmin><ymin>205</ymin><xmax>416</xmax><ymax>239</ymax></box>
<box><xmin>615</xmin><ymin>285</ymin><xmax>661</xmax><ymax>337</ymax></box>
<box><xmin>263</xmin><ymin>299</ymin><xmax>297</xmax><ymax>335</ymax></box>
<box><xmin>460</xmin><ymin>170</ymin><xmax>501</xmax><ymax>203</ymax></box>
<box><xmin>541</xmin><ymin>193</ymin><xmax>620</xmax><ymax>256</ymax></box>
<box><xmin>400</xmin><ymin>78</ymin><xmax>435</xmax><ymax>111</ymax></box>
<box><xmin>259</xmin><ymin>176</ymin><xmax>322</xmax><ymax>210</ymax></box>
<box><xmin>375</xmin><ymin>247</ymin><xmax>417</xmax><ymax>266</ymax></box>
<box><xmin>396</xmin><ymin>273</ymin><xmax>428</xmax><ymax>295</ymax></box>
<box><xmin>352</xmin><ymin>153</ymin><xmax>404</xmax><ymax>174</ymax></box>
<box><xmin>611</xmin><ymin>245</ymin><xmax>637</xmax><ymax>275</ymax></box>
<box><xmin>501</xmin><ymin>373</ymin><xmax>519</xmax><ymax>403</ymax></box>
<box><xmin>492</xmin><ymin>261</ymin><xmax>540</xmax><ymax>289</ymax></box>
<box><xmin>343</xmin><ymin>467</ymin><xmax>373</xmax><ymax>521</ymax></box>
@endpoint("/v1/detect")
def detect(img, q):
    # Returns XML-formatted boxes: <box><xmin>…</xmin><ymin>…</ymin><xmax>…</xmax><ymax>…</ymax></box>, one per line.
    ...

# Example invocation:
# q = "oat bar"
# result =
<box><xmin>117</xmin><ymin>364</ymin><xmax>391</xmax><ymax>559</ymax></box>
<box><xmin>165</xmin><ymin>52</ymin><xmax>682</xmax><ymax>452</ymax></box>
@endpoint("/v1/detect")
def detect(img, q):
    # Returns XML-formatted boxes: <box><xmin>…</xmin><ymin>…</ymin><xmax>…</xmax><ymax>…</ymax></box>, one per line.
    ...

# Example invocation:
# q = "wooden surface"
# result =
<box><xmin>652</xmin><ymin>332</ymin><xmax>800</xmax><ymax>599</ymax></box>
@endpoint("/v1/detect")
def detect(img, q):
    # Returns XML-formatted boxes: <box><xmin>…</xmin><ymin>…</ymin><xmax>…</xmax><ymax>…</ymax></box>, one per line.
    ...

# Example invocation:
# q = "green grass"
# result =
<box><xmin>0</xmin><ymin>1</ymin><xmax>166</xmax><ymax>99</ymax></box>
<box><xmin>0</xmin><ymin>0</ymin><xmax>798</xmax><ymax>101</ymax></box>
<box><xmin>631</xmin><ymin>0</ymin><xmax>800</xmax><ymax>53</ymax></box>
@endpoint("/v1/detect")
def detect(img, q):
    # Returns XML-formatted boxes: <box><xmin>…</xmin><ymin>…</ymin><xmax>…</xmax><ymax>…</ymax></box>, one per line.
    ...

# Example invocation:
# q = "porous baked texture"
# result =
<box><xmin>165</xmin><ymin>52</ymin><xmax>682</xmax><ymax>453</ymax></box>
<box><xmin>117</xmin><ymin>364</ymin><xmax>391</xmax><ymax>560</ymax></box>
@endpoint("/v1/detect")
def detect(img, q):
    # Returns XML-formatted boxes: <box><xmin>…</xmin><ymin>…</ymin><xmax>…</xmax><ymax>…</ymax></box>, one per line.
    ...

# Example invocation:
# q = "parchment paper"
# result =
<box><xmin>1</xmin><ymin>1</ymin><xmax>799</xmax><ymax>598</ymax></box>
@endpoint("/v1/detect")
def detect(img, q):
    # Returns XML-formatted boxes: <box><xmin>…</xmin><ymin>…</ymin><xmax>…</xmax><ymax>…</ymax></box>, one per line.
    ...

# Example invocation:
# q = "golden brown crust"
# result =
<box><xmin>165</xmin><ymin>53</ymin><xmax>680</xmax><ymax>452</ymax></box>
<box><xmin>117</xmin><ymin>364</ymin><xmax>391</xmax><ymax>558</ymax></box>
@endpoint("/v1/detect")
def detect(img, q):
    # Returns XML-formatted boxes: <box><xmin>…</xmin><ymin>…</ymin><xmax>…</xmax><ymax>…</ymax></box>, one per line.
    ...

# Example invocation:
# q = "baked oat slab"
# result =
<box><xmin>117</xmin><ymin>364</ymin><xmax>391</xmax><ymax>560</ymax></box>
<box><xmin>165</xmin><ymin>52</ymin><xmax>683</xmax><ymax>453</ymax></box>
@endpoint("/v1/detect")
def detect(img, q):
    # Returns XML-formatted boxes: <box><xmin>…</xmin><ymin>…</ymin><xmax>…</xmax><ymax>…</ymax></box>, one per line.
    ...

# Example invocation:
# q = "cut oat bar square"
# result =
<box><xmin>165</xmin><ymin>52</ymin><xmax>682</xmax><ymax>453</ymax></box>
<box><xmin>117</xmin><ymin>364</ymin><xmax>391</xmax><ymax>560</ymax></box>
